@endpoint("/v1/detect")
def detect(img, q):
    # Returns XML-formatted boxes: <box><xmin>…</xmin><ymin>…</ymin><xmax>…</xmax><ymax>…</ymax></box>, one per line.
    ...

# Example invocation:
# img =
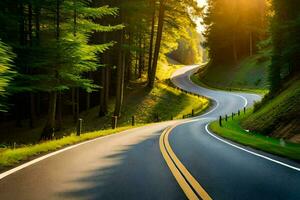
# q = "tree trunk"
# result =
<box><xmin>42</xmin><ymin>0</ymin><xmax>60</xmax><ymax>138</ymax></box>
<box><xmin>232</xmin><ymin>33</ymin><xmax>238</xmax><ymax>63</ymax></box>
<box><xmin>104</xmin><ymin>66</ymin><xmax>110</xmax><ymax>112</ymax></box>
<box><xmin>72</xmin><ymin>88</ymin><xmax>76</xmax><ymax>121</ymax></box>
<box><xmin>42</xmin><ymin>92</ymin><xmax>57</xmax><ymax>139</ymax></box>
<box><xmin>148</xmin><ymin>1</ymin><xmax>156</xmax><ymax>82</ymax></box>
<box><xmin>28</xmin><ymin>2</ymin><xmax>36</xmax><ymax>128</ymax></box>
<box><xmin>34</xmin><ymin>4</ymin><xmax>40</xmax><ymax>45</ymax></box>
<box><xmin>99</xmin><ymin>67</ymin><xmax>107</xmax><ymax>116</ymax></box>
<box><xmin>249</xmin><ymin>31</ymin><xmax>253</xmax><ymax>56</ymax></box>
<box><xmin>114</xmin><ymin>29</ymin><xmax>125</xmax><ymax>117</ymax></box>
<box><xmin>56</xmin><ymin>92</ymin><xmax>62</xmax><ymax>131</ymax></box>
<box><xmin>135</xmin><ymin>48</ymin><xmax>138</xmax><ymax>78</ymax></box>
<box><xmin>138</xmin><ymin>35</ymin><xmax>143</xmax><ymax>78</ymax></box>
<box><xmin>86</xmin><ymin>73</ymin><xmax>91</xmax><ymax>110</ymax></box>
<box><xmin>29</xmin><ymin>94</ymin><xmax>36</xmax><ymax>128</ymax></box>
<box><xmin>16</xmin><ymin>1</ymin><xmax>26</xmax><ymax>127</ymax></box>
<box><xmin>76</xmin><ymin>88</ymin><xmax>80</xmax><ymax>120</ymax></box>
<box><xmin>99</xmin><ymin>33</ymin><xmax>109</xmax><ymax>117</ymax></box>
<box><xmin>86</xmin><ymin>92</ymin><xmax>90</xmax><ymax>110</ymax></box>
<box><xmin>148</xmin><ymin>0</ymin><xmax>165</xmax><ymax>89</ymax></box>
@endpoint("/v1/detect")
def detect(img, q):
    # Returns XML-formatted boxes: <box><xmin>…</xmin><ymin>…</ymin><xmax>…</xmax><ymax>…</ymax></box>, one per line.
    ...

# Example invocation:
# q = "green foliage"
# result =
<box><xmin>0</xmin><ymin>41</ymin><xmax>15</xmax><ymax>112</ymax></box>
<box><xmin>269</xmin><ymin>0</ymin><xmax>300</xmax><ymax>92</ymax></box>
<box><xmin>169</xmin><ymin>30</ymin><xmax>202</xmax><ymax>65</ymax></box>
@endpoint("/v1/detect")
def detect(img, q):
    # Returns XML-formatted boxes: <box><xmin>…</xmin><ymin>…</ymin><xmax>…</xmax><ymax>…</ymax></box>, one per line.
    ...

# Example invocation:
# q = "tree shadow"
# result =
<box><xmin>57</xmin><ymin>129</ymin><xmax>186</xmax><ymax>200</ymax></box>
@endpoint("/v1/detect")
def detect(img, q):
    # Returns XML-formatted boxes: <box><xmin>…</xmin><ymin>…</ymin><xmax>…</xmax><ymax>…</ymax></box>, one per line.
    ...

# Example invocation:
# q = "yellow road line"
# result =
<box><xmin>159</xmin><ymin>128</ymin><xmax>199</xmax><ymax>200</ymax></box>
<box><xmin>164</xmin><ymin>126</ymin><xmax>212</xmax><ymax>200</ymax></box>
<box><xmin>159</xmin><ymin>125</ymin><xmax>212</xmax><ymax>200</ymax></box>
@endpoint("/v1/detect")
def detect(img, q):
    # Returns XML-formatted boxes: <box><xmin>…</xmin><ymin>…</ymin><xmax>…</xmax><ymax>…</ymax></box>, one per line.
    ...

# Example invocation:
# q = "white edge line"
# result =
<box><xmin>173</xmin><ymin>65</ymin><xmax>300</xmax><ymax>172</ymax></box>
<box><xmin>170</xmin><ymin>66</ymin><xmax>221</xmax><ymax>118</ymax></box>
<box><xmin>0</xmin><ymin>132</ymin><xmax>119</xmax><ymax>180</ymax></box>
<box><xmin>0</xmin><ymin>123</ymin><xmax>168</xmax><ymax>180</ymax></box>
<box><xmin>0</xmin><ymin>64</ymin><xmax>253</xmax><ymax>180</ymax></box>
<box><xmin>231</xmin><ymin>93</ymin><xmax>248</xmax><ymax>108</ymax></box>
<box><xmin>205</xmin><ymin>124</ymin><xmax>300</xmax><ymax>172</ymax></box>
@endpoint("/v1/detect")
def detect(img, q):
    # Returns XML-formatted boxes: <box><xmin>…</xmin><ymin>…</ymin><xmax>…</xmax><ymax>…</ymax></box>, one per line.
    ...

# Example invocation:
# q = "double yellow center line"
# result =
<box><xmin>159</xmin><ymin>125</ymin><xmax>212</xmax><ymax>200</ymax></box>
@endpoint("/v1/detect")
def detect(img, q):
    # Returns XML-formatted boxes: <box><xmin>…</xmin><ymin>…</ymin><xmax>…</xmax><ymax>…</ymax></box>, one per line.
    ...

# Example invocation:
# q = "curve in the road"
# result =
<box><xmin>162</xmin><ymin>64</ymin><xmax>300</xmax><ymax>200</ymax></box>
<box><xmin>1</xmin><ymin>64</ymin><xmax>300</xmax><ymax>200</ymax></box>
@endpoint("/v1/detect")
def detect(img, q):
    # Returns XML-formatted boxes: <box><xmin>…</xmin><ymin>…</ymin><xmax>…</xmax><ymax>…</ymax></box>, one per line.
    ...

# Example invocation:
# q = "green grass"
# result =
<box><xmin>0</xmin><ymin>126</ymin><xmax>137</xmax><ymax>169</ymax></box>
<box><xmin>210</xmin><ymin>112</ymin><xmax>300</xmax><ymax>160</ymax></box>
<box><xmin>156</xmin><ymin>58</ymin><xmax>183</xmax><ymax>81</ymax></box>
<box><xmin>191</xmin><ymin>73</ymin><xmax>268</xmax><ymax>95</ymax></box>
<box><xmin>120</xmin><ymin>83</ymin><xmax>209</xmax><ymax>124</ymax></box>
<box><xmin>193</xmin><ymin>55</ymin><xmax>270</xmax><ymax>95</ymax></box>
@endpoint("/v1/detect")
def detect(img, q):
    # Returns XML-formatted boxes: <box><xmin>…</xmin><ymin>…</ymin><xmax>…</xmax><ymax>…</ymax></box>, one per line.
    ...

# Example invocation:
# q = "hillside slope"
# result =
<box><xmin>195</xmin><ymin>55</ymin><xmax>269</xmax><ymax>94</ymax></box>
<box><xmin>242</xmin><ymin>78</ymin><xmax>300</xmax><ymax>143</ymax></box>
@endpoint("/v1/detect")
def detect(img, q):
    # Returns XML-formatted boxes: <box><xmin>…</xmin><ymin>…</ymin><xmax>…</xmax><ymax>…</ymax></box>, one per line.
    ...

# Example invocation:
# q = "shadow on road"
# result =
<box><xmin>58</xmin><ymin>130</ymin><xmax>187</xmax><ymax>200</ymax></box>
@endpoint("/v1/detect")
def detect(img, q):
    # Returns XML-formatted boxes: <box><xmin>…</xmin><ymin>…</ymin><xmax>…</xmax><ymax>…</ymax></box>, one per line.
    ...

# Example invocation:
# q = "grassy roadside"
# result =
<box><xmin>0</xmin><ymin>60</ymin><xmax>209</xmax><ymax>170</ymax></box>
<box><xmin>0</xmin><ymin>126</ymin><xmax>137</xmax><ymax>170</ymax></box>
<box><xmin>191</xmin><ymin>73</ymin><xmax>268</xmax><ymax>95</ymax></box>
<box><xmin>209</xmin><ymin>112</ymin><xmax>300</xmax><ymax>160</ymax></box>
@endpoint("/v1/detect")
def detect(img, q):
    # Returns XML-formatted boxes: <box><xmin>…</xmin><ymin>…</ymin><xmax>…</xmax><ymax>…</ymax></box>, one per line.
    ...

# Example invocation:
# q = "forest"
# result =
<box><xmin>204</xmin><ymin>0</ymin><xmax>300</xmax><ymax>92</ymax></box>
<box><xmin>0</xmin><ymin>1</ymin><xmax>300</xmax><ymax>197</ymax></box>
<box><xmin>0</xmin><ymin>0</ymin><xmax>300</xmax><ymax>164</ymax></box>
<box><xmin>202</xmin><ymin>0</ymin><xmax>300</xmax><ymax>142</ymax></box>
<box><xmin>0</xmin><ymin>0</ymin><xmax>202</xmax><ymax>141</ymax></box>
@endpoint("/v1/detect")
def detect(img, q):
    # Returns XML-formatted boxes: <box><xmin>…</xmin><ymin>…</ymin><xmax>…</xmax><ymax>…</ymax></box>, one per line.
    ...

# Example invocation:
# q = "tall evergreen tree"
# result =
<box><xmin>269</xmin><ymin>0</ymin><xmax>300</xmax><ymax>93</ymax></box>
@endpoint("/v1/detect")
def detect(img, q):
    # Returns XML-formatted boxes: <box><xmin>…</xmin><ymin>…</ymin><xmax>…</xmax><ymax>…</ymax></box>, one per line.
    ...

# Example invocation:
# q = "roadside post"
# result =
<box><xmin>77</xmin><ymin>118</ymin><xmax>83</xmax><ymax>136</ymax></box>
<box><xmin>244</xmin><ymin>107</ymin><xmax>246</xmax><ymax>114</ymax></box>
<box><xmin>225</xmin><ymin>114</ymin><xmax>228</xmax><ymax>122</ymax></box>
<box><xmin>155</xmin><ymin>113</ymin><xmax>159</xmax><ymax>122</ymax></box>
<box><xmin>219</xmin><ymin>116</ymin><xmax>222</xmax><ymax>127</ymax></box>
<box><xmin>112</xmin><ymin>116</ymin><xmax>117</xmax><ymax>129</ymax></box>
<box><xmin>132</xmin><ymin>116</ymin><xmax>135</xmax><ymax>126</ymax></box>
<box><xmin>238</xmin><ymin>110</ymin><xmax>240</xmax><ymax>116</ymax></box>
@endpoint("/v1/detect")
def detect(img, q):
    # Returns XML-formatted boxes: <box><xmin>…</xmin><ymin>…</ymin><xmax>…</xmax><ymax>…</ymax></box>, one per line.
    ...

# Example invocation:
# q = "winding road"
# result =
<box><xmin>0</xmin><ymin>65</ymin><xmax>300</xmax><ymax>200</ymax></box>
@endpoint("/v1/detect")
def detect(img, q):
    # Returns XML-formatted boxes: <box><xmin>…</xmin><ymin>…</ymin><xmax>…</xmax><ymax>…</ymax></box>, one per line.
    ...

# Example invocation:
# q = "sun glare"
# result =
<box><xmin>197</xmin><ymin>0</ymin><xmax>207</xmax><ymax>7</ymax></box>
<box><xmin>196</xmin><ymin>0</ymin><xmax>207</xmax><ymax>33</ymax></box>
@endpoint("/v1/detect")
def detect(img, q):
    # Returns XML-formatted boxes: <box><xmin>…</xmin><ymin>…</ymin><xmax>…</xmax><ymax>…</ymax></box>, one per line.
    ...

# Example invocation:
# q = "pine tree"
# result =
<box><xmin>23</xmin><ymin>0</ymin><xmax>121</xmax><ymax>137</ymax></box>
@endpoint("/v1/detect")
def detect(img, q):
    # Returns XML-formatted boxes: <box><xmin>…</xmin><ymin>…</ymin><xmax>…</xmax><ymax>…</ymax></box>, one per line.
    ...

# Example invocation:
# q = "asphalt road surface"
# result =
<box><xmin>0</xmin><ymin>65</ymin><xmax>299</xmax><ymax>200</ymax></box>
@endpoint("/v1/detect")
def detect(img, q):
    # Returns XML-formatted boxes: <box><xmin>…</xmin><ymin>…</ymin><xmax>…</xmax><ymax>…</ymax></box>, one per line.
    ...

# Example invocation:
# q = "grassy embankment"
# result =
<box><xmin>0</xmin><ymin>59</ymin><xmax>209</xmax><ymax>170</ymax></box>
<box><xmin>242</xmin><ymin>78</ymin><xmax>300</xmax><ymax>143</ymax></box>
<box><xmin>192</xmin><ymin>56</ymin><xmax>300</xmax><ymax>159</ymax></box>
<box><xmin>210</xmin><ymin>111</ymin><xmax>300</xmax><ymax>160</ymax></box>
<box><xmin>191</xmin><ymin>55</ymin><xmax>270</xmax><ymax>95</ymax></box>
